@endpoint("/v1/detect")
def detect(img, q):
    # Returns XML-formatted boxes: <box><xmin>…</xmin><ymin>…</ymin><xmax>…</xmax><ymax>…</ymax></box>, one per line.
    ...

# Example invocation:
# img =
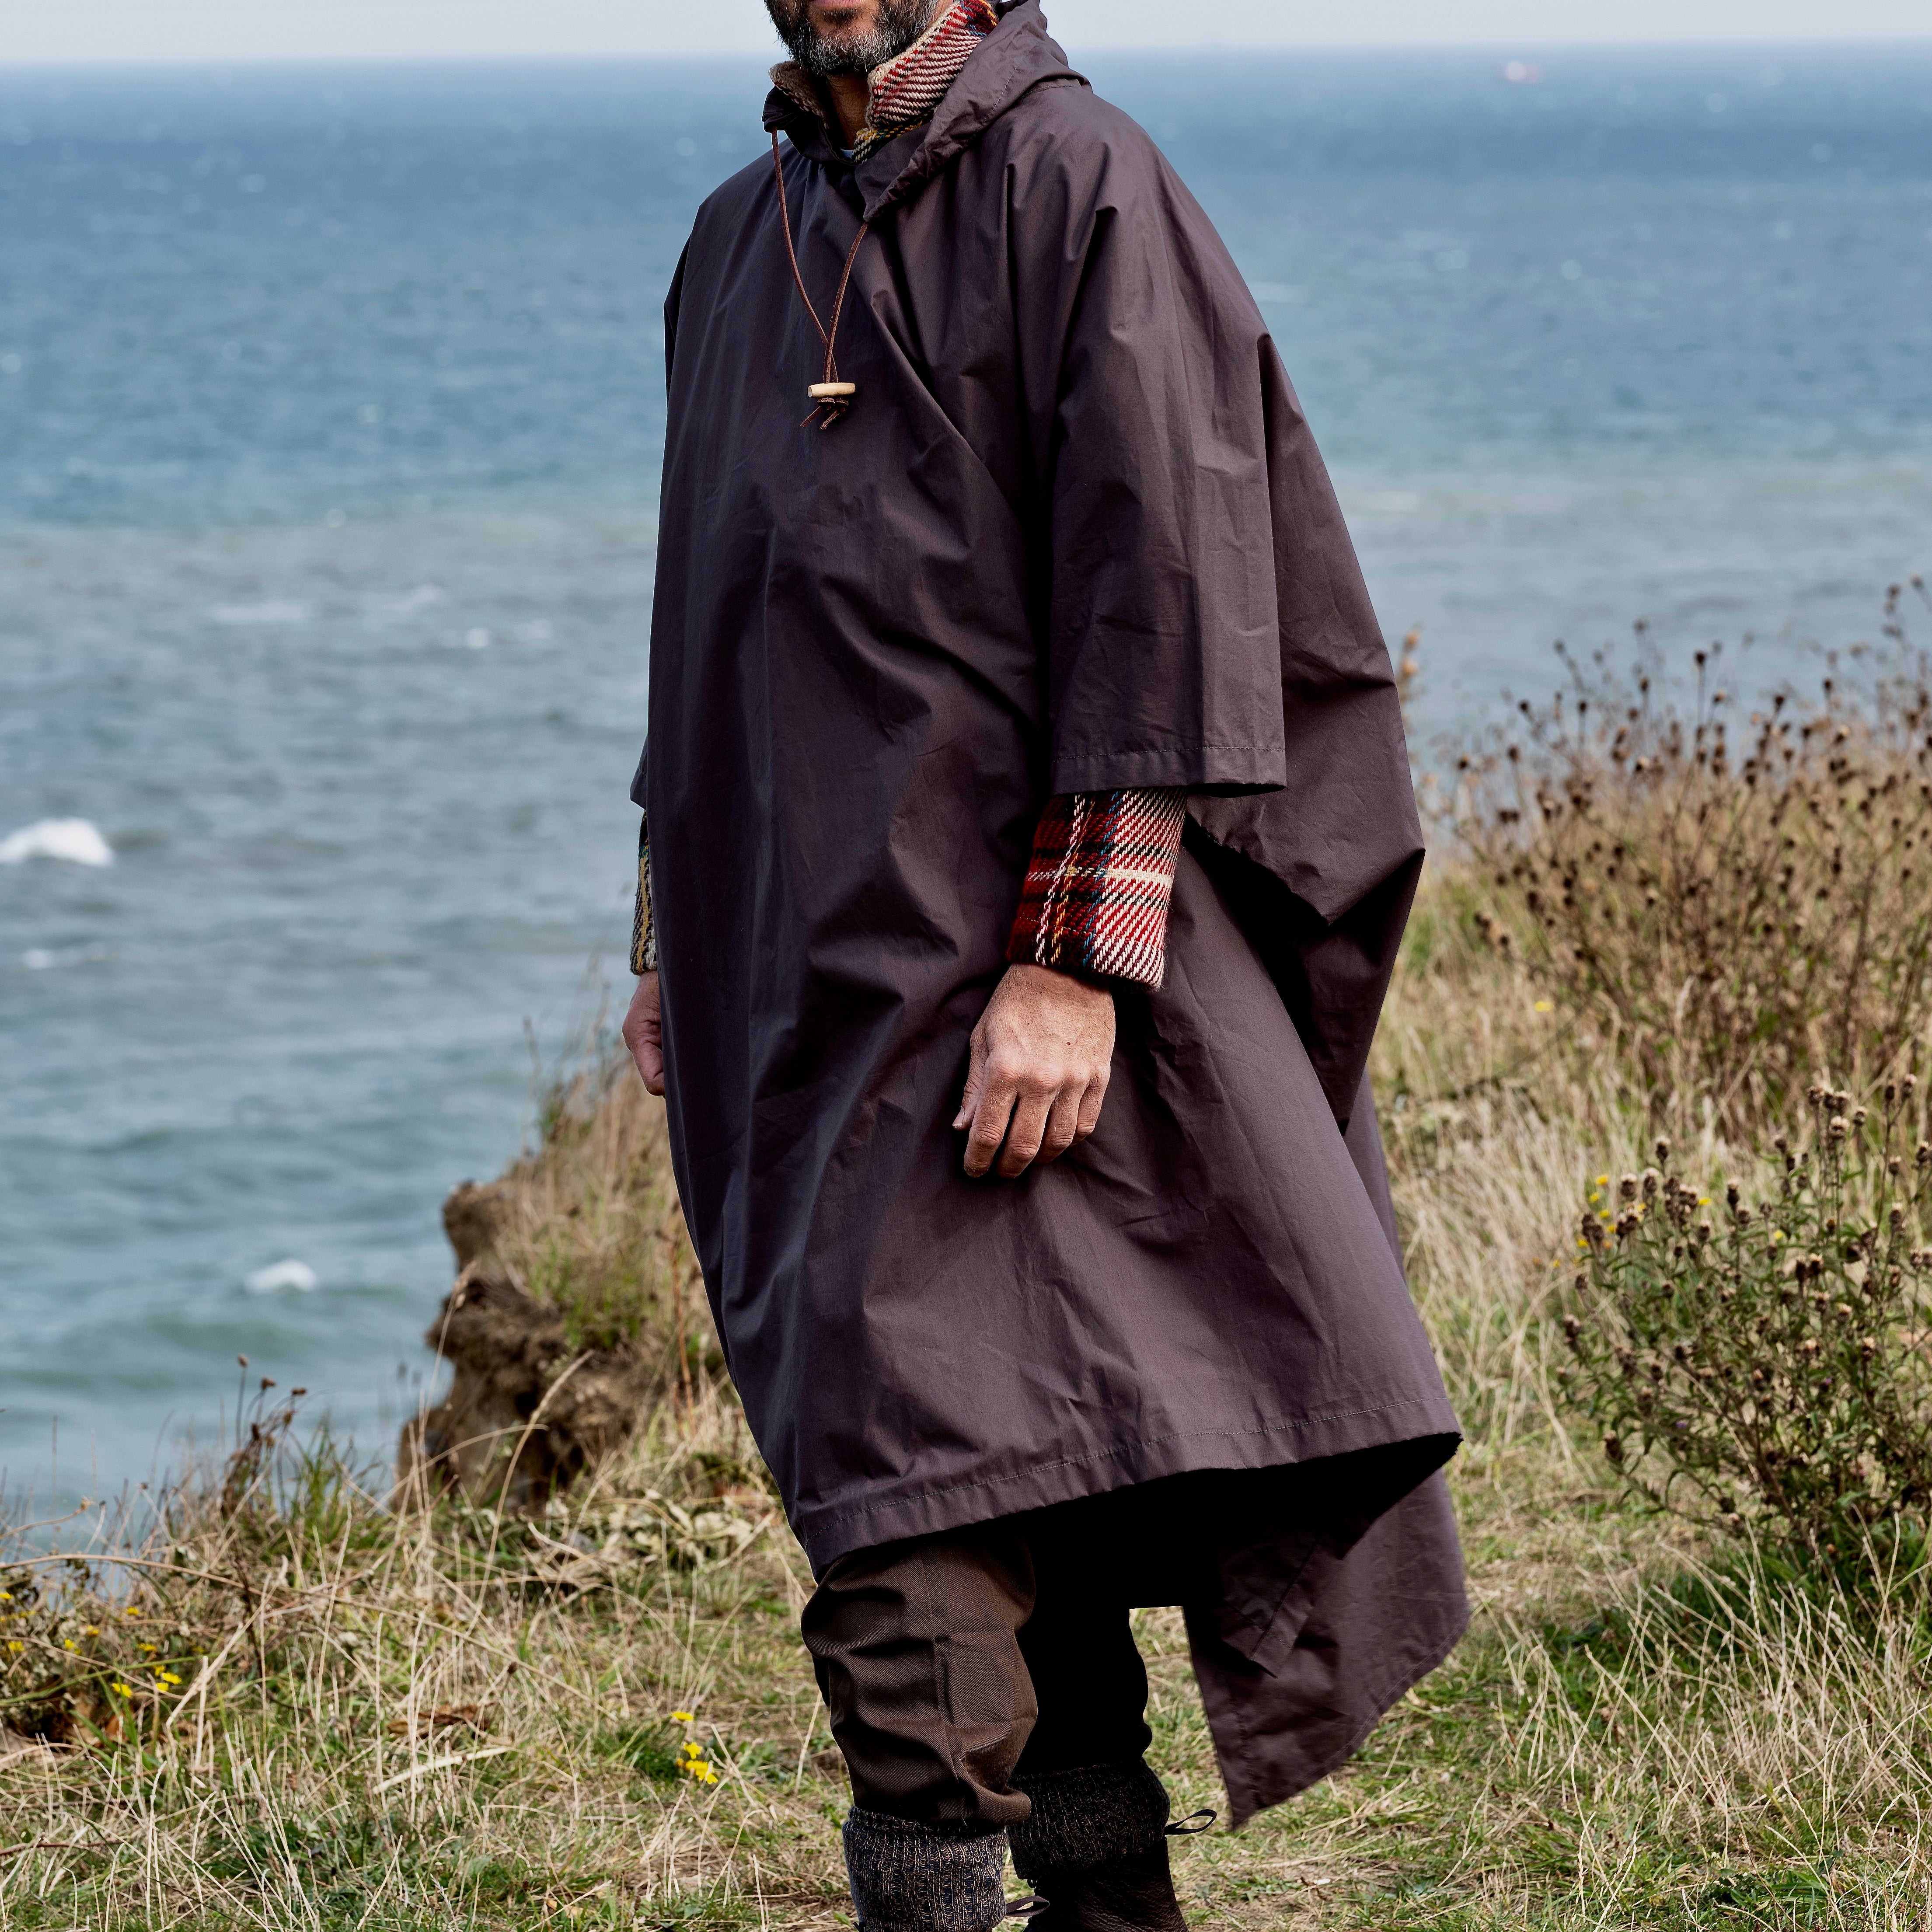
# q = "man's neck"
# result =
<box><xmin>824</xmin><ymin>72</ymin><xmax>870</xmax><ymax>147</ymax></box>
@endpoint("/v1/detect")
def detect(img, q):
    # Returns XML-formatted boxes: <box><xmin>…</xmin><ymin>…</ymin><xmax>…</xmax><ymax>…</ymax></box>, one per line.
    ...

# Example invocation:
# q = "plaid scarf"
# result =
<box><xmin>771</xmin><ymin>0</ymin><xmax>1001</xmax><ymax>158</ymax></box>
<box><xmin>861</xmin><ymin>0</ymin><xmax>1000</xmax><ymax>153</ymax></box>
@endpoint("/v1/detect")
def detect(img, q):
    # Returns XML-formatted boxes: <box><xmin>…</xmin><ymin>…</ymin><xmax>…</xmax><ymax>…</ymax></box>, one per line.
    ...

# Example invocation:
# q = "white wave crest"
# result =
<box><xmin>245</xmin><ymin>1259</ymin><xmax>320</xmax><ymax>1295</ymax></box>
<box><xmin>0</xmin><ymin>819</ymin><xmax>114</xmax><ymax>867</ymax></box>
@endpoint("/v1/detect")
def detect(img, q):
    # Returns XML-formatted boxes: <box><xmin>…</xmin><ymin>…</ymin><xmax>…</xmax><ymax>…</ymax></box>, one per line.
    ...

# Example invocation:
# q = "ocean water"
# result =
<box><xmin>3</xmin><ymin>46</ymin><xmax>1930</xmax><ymax>1499</ymax></box>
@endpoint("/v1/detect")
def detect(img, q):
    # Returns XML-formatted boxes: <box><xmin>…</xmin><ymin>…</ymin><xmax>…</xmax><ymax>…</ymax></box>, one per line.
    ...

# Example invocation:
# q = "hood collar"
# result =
<box><xmin>762</xmin><ymin>1</ymin><xmax>1084</xmax><ymax>221</ymax></box>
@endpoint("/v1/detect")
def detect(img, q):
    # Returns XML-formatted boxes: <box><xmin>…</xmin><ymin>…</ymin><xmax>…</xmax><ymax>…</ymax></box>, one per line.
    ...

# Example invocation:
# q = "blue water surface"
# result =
<box><xmin>2</xmin><ymin>45</ymin><xmax>1929</xmax><ymax>1498</ymax></box>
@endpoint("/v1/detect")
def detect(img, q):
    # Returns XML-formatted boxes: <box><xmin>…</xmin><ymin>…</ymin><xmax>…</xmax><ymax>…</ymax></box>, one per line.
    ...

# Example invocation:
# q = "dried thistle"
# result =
<box><xmin>1563</xmin><ymin>1083</ymin><xmax>1932</xmax><ymax>1562</ymax></box>
<box><xmin>1453</xmin><ymin>615</ymin><xmax>1932</xmax><ymax>1133</ymax></box>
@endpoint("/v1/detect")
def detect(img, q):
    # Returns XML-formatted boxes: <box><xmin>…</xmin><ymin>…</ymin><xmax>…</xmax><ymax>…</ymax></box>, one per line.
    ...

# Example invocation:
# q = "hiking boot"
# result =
<box><xmin>1008</xmin><ymin>1760</ymin><xmax>1207</xmax><ymax>1931</ymax></box>
<box><xmin>1005</xmin><ymin>1844</ymin><xmax>1186</xmax><ymax>1930</ymax></box>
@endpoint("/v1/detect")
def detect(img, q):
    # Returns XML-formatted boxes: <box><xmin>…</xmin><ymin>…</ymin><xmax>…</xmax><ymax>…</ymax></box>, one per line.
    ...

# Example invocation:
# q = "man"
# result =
<box><xmin>622</xmin><ymin>4</ymin><xmax>1466</xmax><ymax>1927</ymax></box>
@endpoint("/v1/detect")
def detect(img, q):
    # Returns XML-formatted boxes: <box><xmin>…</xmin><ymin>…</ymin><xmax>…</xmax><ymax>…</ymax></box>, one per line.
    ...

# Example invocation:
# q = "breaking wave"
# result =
<box><xmin>0</xmin><ymin>819</ymin><xmax>115</xmax><ymax>867</ymax></box>
<box><xmin>245</xmin><ymin>1259</ymin><xmax>321</xmax><ymax>1295</ymax></box>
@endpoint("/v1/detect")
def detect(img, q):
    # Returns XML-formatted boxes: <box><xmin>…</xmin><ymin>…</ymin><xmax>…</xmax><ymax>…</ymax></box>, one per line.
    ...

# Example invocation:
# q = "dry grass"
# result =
<box><xmin>5</xmin><ymin>867</ymin><xmax>1931</xmax><ymax>1927</ymax></box>
<box><xmin>481</xmin><ymin>1055</ymin><xmax>709</xmax><ymax>1365</ymax></box>
<box><xmin>1</xmin><ymin>1383</ymin><xmax>842</xmax><ymax>1931</ymax></box>
<box><xmin>1450</xmin><ymin>590</ymin><xmax>1932</xmax><ymax>1134</ymax></box>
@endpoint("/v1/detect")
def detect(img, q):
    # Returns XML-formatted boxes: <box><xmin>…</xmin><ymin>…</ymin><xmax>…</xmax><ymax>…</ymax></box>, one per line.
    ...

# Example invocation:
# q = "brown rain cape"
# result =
<box><xmin>635</xmin><ymin>1</ymin><xmax>1467</xmax><ymax>1821</ymax></box>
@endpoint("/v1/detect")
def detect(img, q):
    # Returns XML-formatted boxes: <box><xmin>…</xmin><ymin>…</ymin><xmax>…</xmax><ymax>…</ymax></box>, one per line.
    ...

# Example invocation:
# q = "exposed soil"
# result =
<box><xmin>396</xmin><ymin>1182</ymin><xmax>657</xmax><ymax>1511</ymax></box>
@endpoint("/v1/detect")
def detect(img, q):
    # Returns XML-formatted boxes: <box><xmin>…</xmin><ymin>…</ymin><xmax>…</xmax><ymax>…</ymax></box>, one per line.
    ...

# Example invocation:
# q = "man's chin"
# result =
<box><xmin>792</xmin><ymin>36</ymin><xmax>875</xmax><ymax>78</ymax></box>
<box><xmin>776</xmin><ymin>0</ymin><xmax>934</xmax><ymax>77</ymax></box>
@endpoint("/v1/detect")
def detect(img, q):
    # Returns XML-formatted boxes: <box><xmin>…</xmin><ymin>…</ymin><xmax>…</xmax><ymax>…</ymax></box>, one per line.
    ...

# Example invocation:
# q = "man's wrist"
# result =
<box><xmin>1005</xmin><ymin>957</ymin><xmax>1113</xmax><ymax>996</ymax></box>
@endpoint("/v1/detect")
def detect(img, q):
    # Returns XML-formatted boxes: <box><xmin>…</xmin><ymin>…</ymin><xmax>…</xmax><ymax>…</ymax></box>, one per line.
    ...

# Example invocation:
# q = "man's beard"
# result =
<box><xmin>766</xmin><ymin>0</ymin><xmax>943</xmax><ymax>78</ymax></box>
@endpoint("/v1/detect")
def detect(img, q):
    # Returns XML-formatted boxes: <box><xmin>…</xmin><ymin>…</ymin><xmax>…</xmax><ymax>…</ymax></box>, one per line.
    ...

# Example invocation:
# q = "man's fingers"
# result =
<box><xmin>1035</xmin><ymin>1087</ymin><xmax>1085</xmax><ymax>1165</ymax></box>
<box><xmin>624</xmin><ymin>973</ymin><xmax>664</xmax><ymax>1095</ymax></box>
<box><xmin>963</xmin><ymin>1072</ymin><xmax>1018</xmax><ymax>1178</ymax></box>
<box><xmin>624</xmin><ymin>1019</ymin><xmax>666</xmax><ymax>1098</ymax></box>
<box><xmin>953</xmin><ymin>1029</ymin><xmax>990</xmax><ymax>1131</ymax></box>
<box><xmin>1074</xmin><ymin>1070</ymin><xmax>1108</xmax><ymax>1142</ymax></box>
<box><xmin>996</xmin><ymin>1088</ymin><xmax>1055</xmax><ymax>1180</ymax></box>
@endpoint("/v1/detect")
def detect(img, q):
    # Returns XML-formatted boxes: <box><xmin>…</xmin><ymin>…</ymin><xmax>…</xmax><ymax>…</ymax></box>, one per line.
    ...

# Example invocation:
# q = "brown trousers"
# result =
<box><xmin>801</xmin><ymin>1467</ymin><xmax>1329</xmax><ymax>1830</ymax></box>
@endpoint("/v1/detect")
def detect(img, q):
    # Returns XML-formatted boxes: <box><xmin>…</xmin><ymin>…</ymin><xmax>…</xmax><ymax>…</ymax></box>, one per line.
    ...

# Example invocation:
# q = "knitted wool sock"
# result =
<box><xmin>841</xmin><ymin>1809</ymin><xmax>1012</xmax><ymax>1932</ymax></box>
<box><xmin>1007</xmin><ymin>1761</ymin><xmax>1171</xmax><ymax>1880</ymax></box>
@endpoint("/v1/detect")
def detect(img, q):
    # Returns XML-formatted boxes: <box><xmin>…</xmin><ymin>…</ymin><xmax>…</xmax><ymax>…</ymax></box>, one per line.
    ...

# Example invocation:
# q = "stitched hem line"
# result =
<box><xmin>1050</xmin><ymin>732</ymin><xmax>1285</xmax><ymax>763</ymax></box>
<box><xmin>801</xmin><ymin>1395</ymin><xmax>1458</xmax><ymax>1549</ymax></box>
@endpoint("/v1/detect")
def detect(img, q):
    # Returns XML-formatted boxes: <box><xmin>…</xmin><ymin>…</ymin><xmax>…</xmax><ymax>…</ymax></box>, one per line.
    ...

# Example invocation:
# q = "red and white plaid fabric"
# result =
<box><xmin>861</xmin><ymin>0</ymin><xmax>1001</xmax><ymax>151</ymax></box>
<box><xmin>1006</xmin><ymin>788</ymin><xmax>1189</xmax><ymax>989</ymax></box>
<box><xmin>631</xmin><ymin>814</ymin><xmax>656</xmax><ymax>975</ymax></box>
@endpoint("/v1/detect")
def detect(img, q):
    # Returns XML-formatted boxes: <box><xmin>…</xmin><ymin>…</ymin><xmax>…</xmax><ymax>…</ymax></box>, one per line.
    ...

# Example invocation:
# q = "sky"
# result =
<box><xmin>5</xmin><ymin>0</ymin><xmax>1930</xmax><ymax>65</ymax></box>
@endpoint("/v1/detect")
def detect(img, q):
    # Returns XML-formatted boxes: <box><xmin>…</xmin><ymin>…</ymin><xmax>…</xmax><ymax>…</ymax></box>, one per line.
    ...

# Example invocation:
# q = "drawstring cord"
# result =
<box><xmin>771</xmin><ymin>132</ymin><xmax>871</xmax><ymax>429</ymax></box>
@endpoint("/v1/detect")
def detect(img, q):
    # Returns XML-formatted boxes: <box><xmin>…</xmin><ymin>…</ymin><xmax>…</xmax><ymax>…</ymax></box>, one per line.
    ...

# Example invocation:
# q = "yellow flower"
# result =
<box><xmin>6</xmin><ymin>1640</ymin><xmax>21</xmax><ymax>1653</ymax></box>
<box><xmin>1699</xmin><ymin>1197</ymin><xmax>1711</xmax><ymax>1206</ymax></box>
<box><xmin>63</xmin><ymin>1639</ymin><xmax>77</xmax><ymax>1650</ymax></box>
<box><xmin>1534</xmin><ymin>999</ymin><xmax>1553</xmax><ymax>1013</ymax></box>
<box><xmin>1596</xmin><ymin>1175</ymin><xmax>1610</xmax><ymax>1186</ymax></box>
<box><xmin>138</xmin><ymin>1642</ymin><xmax>158</xmax><ymax>1653</ymax></box>
<box><xmin>671</xmin><ymin>1710</ymin><xmax>694</xmax><ymax>1723</ymax></box>
<box><xmin>123</xmin><ymin>1608</ymin><xmax>139</xmax><ymax>1618</ymax></box>
<box><xmin>111</xmin><ymin>1681</ymin><xmax>135</xmax><ymax>1698</ymax></box>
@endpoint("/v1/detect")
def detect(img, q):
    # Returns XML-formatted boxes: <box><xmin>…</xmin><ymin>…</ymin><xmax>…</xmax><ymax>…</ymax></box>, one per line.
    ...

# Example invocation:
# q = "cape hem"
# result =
<box><xmin>791</xmin><ymin>1395</ymin><xmax>1461</xmax><ymax>1575</ymax></box>
<box><xmin>1212</xmin><ymin>1597</ymin><xmax>1473</xmax><ymax>1828</ymax></box>
<box><xmin>1048</xmin><ymin>733</ymin><xmax>1288</xmax><ymax>798</ymax></box>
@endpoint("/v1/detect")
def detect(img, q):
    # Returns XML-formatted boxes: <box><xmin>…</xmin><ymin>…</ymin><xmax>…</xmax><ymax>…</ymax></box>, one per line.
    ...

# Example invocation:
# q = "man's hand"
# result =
<box><xmin>954</xmin><ymin>963</ymin><xmax>1115</xmax><ymax>1180</ymax></box>
<box><xmin>624</xmin><ymin>971</ymin><xmax>666</xmax><ymax>1097</ymax></box>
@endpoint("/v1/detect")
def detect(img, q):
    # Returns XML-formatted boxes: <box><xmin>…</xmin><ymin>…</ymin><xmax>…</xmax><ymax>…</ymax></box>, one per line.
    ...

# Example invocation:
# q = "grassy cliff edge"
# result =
<box><xmin>7</xmin><ymin>629</ymin><xmax>1932</xmax><ymax>1926</ymax></box>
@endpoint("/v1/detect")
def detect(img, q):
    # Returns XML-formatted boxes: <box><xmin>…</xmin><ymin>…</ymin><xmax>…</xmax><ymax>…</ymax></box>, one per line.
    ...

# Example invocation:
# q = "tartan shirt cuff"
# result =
<box><xmin>631</xmin><ymin>813</ymin><xmax>657</xmax><ymax>975</ymax></box>
<box><xmin>1005</xmin><ymin>788</ymin><xmax>1188</xmax><ymax>990</ymax></box>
